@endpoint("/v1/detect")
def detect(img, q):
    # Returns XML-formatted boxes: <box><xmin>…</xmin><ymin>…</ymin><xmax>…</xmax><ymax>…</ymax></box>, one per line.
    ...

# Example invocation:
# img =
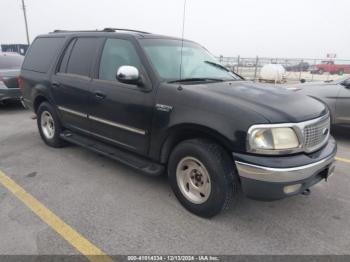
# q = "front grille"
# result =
<box><xmin>303</xmin><ymin>116</ymin><xmax>330</xmax><ymax>152</ymax></box>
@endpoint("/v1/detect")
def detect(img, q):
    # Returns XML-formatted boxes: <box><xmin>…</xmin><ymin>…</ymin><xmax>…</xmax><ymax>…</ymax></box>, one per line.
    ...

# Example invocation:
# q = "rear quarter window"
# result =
<box><xmin>22</xmin><ymin>37</ymin><xmax>65</xmax><ymax>73</ymax></box>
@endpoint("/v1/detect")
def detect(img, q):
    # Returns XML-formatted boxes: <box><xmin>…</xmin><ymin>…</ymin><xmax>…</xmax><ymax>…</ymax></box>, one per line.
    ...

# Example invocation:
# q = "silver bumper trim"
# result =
<box><xmin>235</xmin><ymin>154</ymin><xmax>336</xmax><ymax>183</ymax></box>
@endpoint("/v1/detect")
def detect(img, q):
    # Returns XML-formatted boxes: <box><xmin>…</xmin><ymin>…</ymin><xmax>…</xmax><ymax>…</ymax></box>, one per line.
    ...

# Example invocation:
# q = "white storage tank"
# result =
<box><xmin>259</xmin><ymin>64</ymin><xmax>286</xmax><ymax>83</ymax></box>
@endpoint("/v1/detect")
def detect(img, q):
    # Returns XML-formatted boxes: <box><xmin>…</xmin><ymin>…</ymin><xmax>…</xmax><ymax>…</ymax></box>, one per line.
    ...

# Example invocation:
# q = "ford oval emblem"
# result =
<box><xmin>322</xmin><ymin>128</ymin><xmax>329</xmax><ymax>136</ymax></box>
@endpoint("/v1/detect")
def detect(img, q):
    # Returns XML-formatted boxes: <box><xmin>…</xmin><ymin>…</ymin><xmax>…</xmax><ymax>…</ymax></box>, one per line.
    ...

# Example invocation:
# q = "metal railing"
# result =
<box><xmin>217</xmin><ymin>56</ymin><xmax>350</xmax><ymax>84</ymax></box>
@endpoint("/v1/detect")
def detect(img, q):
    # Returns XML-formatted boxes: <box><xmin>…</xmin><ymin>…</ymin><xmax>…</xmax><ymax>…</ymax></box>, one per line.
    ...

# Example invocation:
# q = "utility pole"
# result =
<box><xmin>21</xmin><ymin>0</ymin><xmax>30</xmax><ymax>44</ymax></box>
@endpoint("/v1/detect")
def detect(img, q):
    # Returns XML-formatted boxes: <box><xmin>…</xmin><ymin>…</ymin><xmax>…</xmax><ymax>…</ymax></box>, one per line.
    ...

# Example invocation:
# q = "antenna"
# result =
<box><xmin>179</xmin><ymin>0</ymin><xmax>187</xmax><ymax>81</ymax></box>
<box><xmin>21</xmin><ymin>0</ymin><xmax>30</xmax><ymax>44</ymax></box>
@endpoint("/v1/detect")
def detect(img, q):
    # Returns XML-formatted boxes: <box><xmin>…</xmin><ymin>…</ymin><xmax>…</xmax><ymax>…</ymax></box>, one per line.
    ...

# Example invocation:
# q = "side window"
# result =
<box><xmin>22</xmin><ymin>37</ymin><xmax>65</xmax><ymax>73</ymax></box>
<box><xmin>99</xmin><ymin>38</ymin><xmax>141</xmax><ymax>81</ymax></box>
<box><xmin>66</xmin><ymin>38</ymin><xmax>99</xmax><ymax>77</ymax></box>
<box><xmin>58</xmin><ymin>39</ymin><xmax>76</xmax><ymax>73</ymax></box>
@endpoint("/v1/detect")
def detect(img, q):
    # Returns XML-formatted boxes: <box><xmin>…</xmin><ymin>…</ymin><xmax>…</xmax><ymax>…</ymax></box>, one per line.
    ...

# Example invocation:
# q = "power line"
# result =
<box><xmin>21</xmin><ymin>0</ymin><xmax>30</xmax><ymax>44</ymax></box>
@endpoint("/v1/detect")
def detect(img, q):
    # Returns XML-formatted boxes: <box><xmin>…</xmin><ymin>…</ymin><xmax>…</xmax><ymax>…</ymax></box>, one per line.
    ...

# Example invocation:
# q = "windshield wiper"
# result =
<box><xmin>204</xmin><ymin>61</ymin><xmax>244</xmax><ymax>80</ymax></box>
<box><xmin>204</xmin><ymin>61</ymin><xmax>230</xmax><ymax>72</ymax></box>
<box><xmin>168</xmin><ymin>77</ymin><xmax>224</xmax><ymax>83</ymax></box>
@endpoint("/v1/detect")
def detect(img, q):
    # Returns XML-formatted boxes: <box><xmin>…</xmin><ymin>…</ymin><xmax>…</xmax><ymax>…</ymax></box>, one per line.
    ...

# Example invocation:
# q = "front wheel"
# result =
<box><xmin>168</xmin><ymin>139</ymin><xmax>239</xmax><ymax>218</ymax></box>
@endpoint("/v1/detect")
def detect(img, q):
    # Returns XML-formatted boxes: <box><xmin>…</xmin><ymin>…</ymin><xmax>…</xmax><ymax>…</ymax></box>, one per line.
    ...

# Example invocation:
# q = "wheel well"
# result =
<box><xmin>33</xmin><ymin>95</ymin><xmax>48</xmax><ymax>113</ymax></box>
<box><xmin>160</xmin><ymin>126</ymin><xmax>233</xmax><ymax>164</ymax></box>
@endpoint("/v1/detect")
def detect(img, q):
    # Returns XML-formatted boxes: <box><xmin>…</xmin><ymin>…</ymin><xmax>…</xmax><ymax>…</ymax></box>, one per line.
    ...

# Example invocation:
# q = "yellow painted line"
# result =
<box><xmin>336</xmin><ymin>156</ymin><xmax>350</xmax><ymax>164</ymax></box>
<box><xmin>0</xmin><ymin>170</ymin><xmax>114</xmax><ymax>262</ymax></box>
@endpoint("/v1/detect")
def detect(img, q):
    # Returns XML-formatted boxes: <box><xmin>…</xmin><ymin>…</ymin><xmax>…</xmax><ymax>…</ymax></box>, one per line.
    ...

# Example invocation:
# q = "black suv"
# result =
<box><xmin>21</xmin><ymin>29</ymin><xmax>337</xmax><ymax>217</ymax></box>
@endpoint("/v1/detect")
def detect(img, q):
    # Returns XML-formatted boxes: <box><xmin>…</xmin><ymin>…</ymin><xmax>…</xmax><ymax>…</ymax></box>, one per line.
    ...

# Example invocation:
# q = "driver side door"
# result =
<box><xmin>88</xmin><ymin>37</ymin><xmax>155</xmax><ymax>155</ymax></box>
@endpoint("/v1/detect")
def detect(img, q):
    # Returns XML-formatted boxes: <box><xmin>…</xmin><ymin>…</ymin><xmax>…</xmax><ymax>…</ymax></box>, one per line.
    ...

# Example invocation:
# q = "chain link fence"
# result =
<box><xmin>217</xmin><ymin>56</ymin><xmax>350</xmax><ymax>84</ymax></box>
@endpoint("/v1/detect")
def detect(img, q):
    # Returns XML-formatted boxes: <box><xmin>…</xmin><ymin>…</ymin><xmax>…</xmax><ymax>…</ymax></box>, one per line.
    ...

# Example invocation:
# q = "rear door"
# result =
<box><xmin>88</xmin><ymin>37</ymin><xmax>155</xmax><ymax>155</ymax></box>
<box><xmin>52</xmin><ymin>37</ymin><xmax>103</xmax><ymax>133</ymax></box>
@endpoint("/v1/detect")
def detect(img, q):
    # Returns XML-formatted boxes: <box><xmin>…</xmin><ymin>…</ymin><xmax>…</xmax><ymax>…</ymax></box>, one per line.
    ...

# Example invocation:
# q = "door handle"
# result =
<box><xmin>94</xmin><ymin>91</ymin><xmax>106</xmax><ymax>100</ymax></box>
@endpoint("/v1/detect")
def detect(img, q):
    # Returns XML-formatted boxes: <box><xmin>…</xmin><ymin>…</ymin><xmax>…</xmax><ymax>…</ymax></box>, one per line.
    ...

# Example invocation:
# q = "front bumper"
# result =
<box><xmin>0</xmin><ymin>88</ymin><xmax>21</xmax><ymax>101</ymax></box>
<box><xmin>233</xmin><ymin>137</ymin><xmax>337</xmax><ymax>201</ymax></box>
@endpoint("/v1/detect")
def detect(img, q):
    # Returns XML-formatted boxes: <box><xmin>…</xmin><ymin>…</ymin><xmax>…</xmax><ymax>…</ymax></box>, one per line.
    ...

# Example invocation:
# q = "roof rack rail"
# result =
<box><xmin>51</xmin><ymin>28</ymin><xmax>151</xmax><ymax>34</ymax></box>
<box><xmin>102</xmin><ymin>28</ymin><xmax>151</xmax><ymax>34</ymax></box>
<box><xmin>52</xmin><ymin>29</ymin><xmax>99</xmax><ymax>33</ymax></box>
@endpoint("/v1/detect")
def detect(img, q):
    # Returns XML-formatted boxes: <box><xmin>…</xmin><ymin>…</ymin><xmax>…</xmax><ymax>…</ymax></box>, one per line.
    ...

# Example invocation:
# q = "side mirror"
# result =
<box><xmin>342</xmin><ymin>79</ymin><xmax>350</xmax><ymax>88</ymax></box>
<box><xmin>116</xmin><ymin>66</ymin><xmax>141</xmax><ymax>85</ymax></box>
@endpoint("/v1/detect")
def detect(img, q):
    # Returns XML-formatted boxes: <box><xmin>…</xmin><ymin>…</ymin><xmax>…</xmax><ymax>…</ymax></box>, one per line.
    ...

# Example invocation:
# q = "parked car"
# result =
<box><xmin>287</xmin><ymin>77</ymin><xmax>350</xmax><ymax>127</ymax></box>
<box><xmin>21</xmin><ymin>29</ymin><xmax>336</xmax><ymax>217</ymax></box>
<box><xmin>0</xmin><ymin>52</ymin><xmax>23</xmax><ymax>104</ymax></box>
<box><xmin>285</xmin><ymin>61</ymin><xmax>309</xmax><ymax>72</ymax></box>
<box><xmin>310</xmin><ymin>60</ymin><xmax>350</xmax><ymax>75</ymax></box>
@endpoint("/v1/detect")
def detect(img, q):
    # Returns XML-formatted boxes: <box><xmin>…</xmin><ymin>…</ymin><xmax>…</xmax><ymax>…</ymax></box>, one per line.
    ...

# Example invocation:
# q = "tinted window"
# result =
<box><xmin>99</xmin><ymin>38</ymin><xmax>141</xmax><ymax>81</ymax></box>
<box><xmin>58</xmin><ymin>39</ymin><xmax>76</xmax><ymax>73</ymax></box>
<box><xmin>22</xmin><ymin>37</ymin><xmax>64</xmax><ymax>73</ymax></box>
<box><xmin>66</xmin><ymin>38</ymin><xmax>99</xmax><ymax>77</ymax></box>
<box><xmin>0</xmin><ymin>54</ymin><xmax>24</xmax><ymax>69</ymax></box>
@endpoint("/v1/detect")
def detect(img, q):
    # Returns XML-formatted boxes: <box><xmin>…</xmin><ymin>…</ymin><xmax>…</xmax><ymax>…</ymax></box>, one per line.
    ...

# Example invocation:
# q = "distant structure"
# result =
<box><xmin>1</xmin><ymin>44</ymin><xmax>29</xmax><ymax>55</ymax></box>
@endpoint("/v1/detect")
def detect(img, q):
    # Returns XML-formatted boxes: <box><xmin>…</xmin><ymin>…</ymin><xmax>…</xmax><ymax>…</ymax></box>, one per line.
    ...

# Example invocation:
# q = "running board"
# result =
<box><xmin>60</xmin><ymin>130</ymin><xmax>164</xmax><ymax>176</ymax></box>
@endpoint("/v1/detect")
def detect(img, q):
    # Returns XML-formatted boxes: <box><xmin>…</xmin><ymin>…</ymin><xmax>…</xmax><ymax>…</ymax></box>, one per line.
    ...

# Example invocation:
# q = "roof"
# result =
<box><xmin>47</xmin><ymin>28</ymin><xmax>186</xmax><ymax>41</ymax></box>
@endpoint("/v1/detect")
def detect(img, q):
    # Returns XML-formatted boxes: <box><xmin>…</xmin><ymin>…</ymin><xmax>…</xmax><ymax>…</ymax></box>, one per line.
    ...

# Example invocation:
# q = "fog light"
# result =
<box><xmin>283</xmin><ymin>184</ymin><xmax>302</xmax><ymax>194</ymax></box>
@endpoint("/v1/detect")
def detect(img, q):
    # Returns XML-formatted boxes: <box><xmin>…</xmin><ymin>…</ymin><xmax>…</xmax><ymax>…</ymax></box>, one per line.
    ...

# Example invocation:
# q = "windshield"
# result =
<box><xmin>140</xmin><ymin>39</ymin><xmax>241</xmax><ymax>82</ymax></box>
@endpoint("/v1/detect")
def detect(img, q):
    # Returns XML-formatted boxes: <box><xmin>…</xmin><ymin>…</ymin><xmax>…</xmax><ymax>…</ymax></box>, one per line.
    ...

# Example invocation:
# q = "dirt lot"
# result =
<box><xmin>1</xmin><ymin>103</ymin><xmax>350</xmax><ymax>258</ymax></box>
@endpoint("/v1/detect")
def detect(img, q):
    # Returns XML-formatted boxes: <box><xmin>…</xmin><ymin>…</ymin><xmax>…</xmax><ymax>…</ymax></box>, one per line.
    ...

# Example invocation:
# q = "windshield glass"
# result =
<box><xmin>140</xmin><ymin>39</ymin><xmax>241</xmax><ymax>82</ymax></box>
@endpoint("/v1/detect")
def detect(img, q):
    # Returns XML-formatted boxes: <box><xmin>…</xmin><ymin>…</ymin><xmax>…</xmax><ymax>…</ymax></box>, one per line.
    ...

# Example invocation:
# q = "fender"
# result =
<box><xmin>148</xmin><ymin>83</ymin><xmax>268</xmax><ymax>162</ymax></box>
<box><xmin>155</xmin><ymin>123</ymin><xmax>235</xmax><ymax>164</ymax></box>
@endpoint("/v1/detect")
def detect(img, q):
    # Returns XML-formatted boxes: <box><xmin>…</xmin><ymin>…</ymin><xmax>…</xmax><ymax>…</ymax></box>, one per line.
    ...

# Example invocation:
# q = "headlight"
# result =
<box><xmin>248</xmin><ymin>127</ymin><xmax>300</xmax><ymax>154</ymax></box>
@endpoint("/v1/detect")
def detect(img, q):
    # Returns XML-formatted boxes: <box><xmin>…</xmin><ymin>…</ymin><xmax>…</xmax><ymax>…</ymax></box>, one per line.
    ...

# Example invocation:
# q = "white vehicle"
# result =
<box><xmin>260</xmin><ymin>64</ymin><xmax>286</xmax><ymax>83</ymax></box>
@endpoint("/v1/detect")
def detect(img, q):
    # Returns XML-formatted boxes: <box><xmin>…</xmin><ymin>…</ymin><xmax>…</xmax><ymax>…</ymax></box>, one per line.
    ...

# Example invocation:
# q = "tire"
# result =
<box><xmin>318</xmin><ymin>69</ymin><xmax>324</xmax><ymax>75</ymax></box>
<box><xmin>338</xmin><ymin>69</ymin><xmax>344</xmax><ymax>75</ymax></box>
<box><xmin>168</xmin><ymin>139</ymin><xmax>238</xmax><ymax>218</ymax></box>
<box><xmin>37</xmin><ymin>102</ymin><xmax>66</xmax><ymax>148</ymax></box>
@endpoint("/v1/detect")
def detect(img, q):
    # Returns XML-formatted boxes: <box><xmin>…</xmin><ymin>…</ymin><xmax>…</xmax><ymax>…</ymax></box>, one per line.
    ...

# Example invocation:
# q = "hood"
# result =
<box><xmin>185</xmin><ymin>81</ymin><xmax>327</xmax><ymax>123</ymax></box>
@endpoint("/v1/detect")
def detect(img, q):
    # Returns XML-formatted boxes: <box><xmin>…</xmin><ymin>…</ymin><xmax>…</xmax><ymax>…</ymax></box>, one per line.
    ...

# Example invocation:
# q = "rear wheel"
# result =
<box><xmin>37</xmin><ymin>102</ymin><xmax>66</xmax><ymax>148</ymax></box>
<box><xmin>168</xmin><ymin>139</ymin><xmax>239</xmax><ymax>218</ymax></box>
